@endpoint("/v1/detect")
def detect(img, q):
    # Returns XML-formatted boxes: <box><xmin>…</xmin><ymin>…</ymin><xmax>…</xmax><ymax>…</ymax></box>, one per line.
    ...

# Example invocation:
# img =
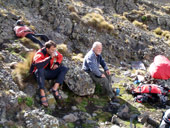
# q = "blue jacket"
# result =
<box><xmin>82</xmin><ymin>50</ymin><xmax>108</xmax><ymax>77</ymax></box>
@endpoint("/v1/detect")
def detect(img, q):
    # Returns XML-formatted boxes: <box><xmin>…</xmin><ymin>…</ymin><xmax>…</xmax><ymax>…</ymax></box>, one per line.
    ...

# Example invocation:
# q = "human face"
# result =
<box><xmin>93</xmin><ymin>44</ymin><xmax>102</xmax><ymax>55</ymax></box>
<box><xmin>46</xmin><ymin>46</ymin><xmax>56</xmax><ymax>55</ymax></box>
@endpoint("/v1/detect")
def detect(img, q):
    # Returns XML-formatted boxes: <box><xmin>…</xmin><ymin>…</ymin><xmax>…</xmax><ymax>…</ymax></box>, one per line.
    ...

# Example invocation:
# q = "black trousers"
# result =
<box><xmin>25</xmin><ymin>33</ymin><xmax>49</xmax><ymax>48</ymax></box>
<box><xmin>34</xmin><ymin>66</ymin><xmax>69</xmax><ymax>89</ymax></box>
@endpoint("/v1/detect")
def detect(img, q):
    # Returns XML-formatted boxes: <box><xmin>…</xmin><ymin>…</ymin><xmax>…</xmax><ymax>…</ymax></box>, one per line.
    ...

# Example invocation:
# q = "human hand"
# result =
<box><xmin>51</xmin><ymin>52</ymin><xmax>56</xmax><ymax>58</ymax></box>
<box><xmin>101</xmin><ymin>74</ymin><xmax>106</xmax><ymax>78</ymax></box>
<box><xmin>106</xmin><ymin>70</ymin><xmax>110</xmax><ymax>75</ymax></box>
<box><xmin>52</xmin><ymin>64</ymin><xmax>58</xmax><ymax>70</ymax></box>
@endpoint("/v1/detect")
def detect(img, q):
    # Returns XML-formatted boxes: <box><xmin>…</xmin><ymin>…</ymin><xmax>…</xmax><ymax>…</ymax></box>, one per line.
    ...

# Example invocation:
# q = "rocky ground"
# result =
<box><xmin>0</xmin><ymin>0</ymin><xmax>170</xmax><ymax>127</ymax></box>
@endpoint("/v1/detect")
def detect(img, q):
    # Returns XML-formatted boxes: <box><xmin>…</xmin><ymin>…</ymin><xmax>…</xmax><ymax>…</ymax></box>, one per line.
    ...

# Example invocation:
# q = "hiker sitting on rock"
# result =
<box><xmin>30</xmin><ymin>40</ymin><xmax>69</xmax><ymax>107</ymax></box>
<box><xmin>82</xmin><ymin>41</ymin><xmax>117</xmax><ymax>102</ymax></box>
<box><xmin>14</xmin><ymin>19</ymin><xmax>49</xmax><ymax>48</ymax></box>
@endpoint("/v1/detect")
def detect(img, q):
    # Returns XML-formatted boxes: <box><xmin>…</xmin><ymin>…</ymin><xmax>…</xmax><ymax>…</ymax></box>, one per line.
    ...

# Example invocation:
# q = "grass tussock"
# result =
<box><xmin>81</xmin><ymin>13</ymin><xmax>114</xmax><ymax>33</ymax></box>
<box><xmin>20</xmin><ymin>37</ymin><xmax>40</xmax><ymax>50</ymax></box>
<box><xmin>133</xmin><ymin>20</ymin><xmax>148</xmax><ymax>30</ymax></box>
<box><xmin>12</xmin><ymin>51</ymin><xmax>36</xmax><ymax>89</ymax></box>
<box><xmin>154</xmin><ymin>27</ymin><xmax>170</xmax><ymax>40</ymax></box>
<box><xmin>57</xmin><ymin>44</ymin><xmax>70</xmax><ymax>57</ymax></box>
<box><xmin>166</xmin><ymin>40</ymin><xmax>170</xmax><ymax>46</ymax></box>
<box><xmin>162</xmin><ymin>6</ymin><xmax>170</xmax><ymax>14</ymax></box>
<box><xmin>70</xmin><ymin>12</ymin><xmax>81</xmax><ymax>22</ymax></box>
<box><xmin>153</xmin><ymin>27</ymin><xmax>163</xmax><ymax>35</ymax></box>
<box><xmin>113</xmin><ymin>13</ymin><xmax>127</xmax><ymax>20</ymax></box>
<box><xmin>0</xmin><ymin>9</ymin><xmax>8</xmax><ymax>16</ymax></box>
<box><xmin>71</xmin><ymin>53</ymin><xmax>84</xmax><ymax>62</ymax></box>
<box><xmin>68</xmin><ymin>5</ymin><xmax>77</xmax><ymax>12</ymax></box>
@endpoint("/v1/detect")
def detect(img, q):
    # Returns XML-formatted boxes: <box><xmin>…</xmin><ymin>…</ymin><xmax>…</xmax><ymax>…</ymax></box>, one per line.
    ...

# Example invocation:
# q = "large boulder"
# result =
<box><xmin>63</xmin><ymin>58</ymin><xmax>95</xmax><ymax>96</ymax></box>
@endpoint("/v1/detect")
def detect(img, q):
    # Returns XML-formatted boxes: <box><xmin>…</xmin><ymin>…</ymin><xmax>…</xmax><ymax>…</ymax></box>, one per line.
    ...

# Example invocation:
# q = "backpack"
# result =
<box><xmin>132</xmin><ymin>84</ymin><xmax>169</xmax><ymax>106</ymax></box>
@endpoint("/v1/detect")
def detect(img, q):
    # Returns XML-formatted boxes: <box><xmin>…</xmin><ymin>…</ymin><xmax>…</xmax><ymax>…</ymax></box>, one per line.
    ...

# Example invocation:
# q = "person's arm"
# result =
<box><xmin>55</xmin><ymin>51</ymin><xmax>63</xmax><ymax>66</ymax></box>
<box><xmin>100</xmin><ymin>55</ymin><xmax>108</xmax><ymax>71</ymax></box>
<box><xmin>50</xmin><ymin>51</ymin><xmax>63</xmax><ymax>70</ymax></box>
<box><xmin>33</xmin><ymin>52</ymin><xmax>51</xmax><ymax>69</ymax></box>
<box><xmin>86</xmin><ymin>54</ymin><xmax>102</xmax><ymax>77</ymax></box>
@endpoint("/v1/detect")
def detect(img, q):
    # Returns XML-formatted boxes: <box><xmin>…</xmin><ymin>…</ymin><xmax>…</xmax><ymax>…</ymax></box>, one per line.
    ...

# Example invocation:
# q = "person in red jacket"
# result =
<box><xmin>30</xmin><ymin>40</ymin><xmax>69</xmax><ymax>107</ymax></box>
<box><xmin>14</xmin><ymin>20</ymin><xmax>49</xmax><ymax>48</ymax></box>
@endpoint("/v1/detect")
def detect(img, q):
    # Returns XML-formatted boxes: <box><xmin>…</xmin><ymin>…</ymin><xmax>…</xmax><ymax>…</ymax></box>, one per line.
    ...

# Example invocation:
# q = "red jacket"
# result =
<box><xmin>31</xmin><ymin>48</ymin><xmax>63</xmax><ymax>73</ymax></box>
<box><xmin>14</xmin><ymin>25</ymin><xmax>34</xmax><ymax>37</ymax></box>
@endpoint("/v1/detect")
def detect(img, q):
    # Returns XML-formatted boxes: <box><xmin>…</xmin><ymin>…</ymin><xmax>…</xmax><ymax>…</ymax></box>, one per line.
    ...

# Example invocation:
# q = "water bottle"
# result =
<box><xmin>134</xmin><ymin>80</ymin><xmax>140</xmax><ymax>85</ymax></box>
<box><xmin>54</xmin><ymin>51</ymin><xmax>58</xmax><ymax>56</ymax></box>
<box><xmin>116</xmin><ymin>88</ymin><xmax>120</xmax><ymax>96</ymax></box>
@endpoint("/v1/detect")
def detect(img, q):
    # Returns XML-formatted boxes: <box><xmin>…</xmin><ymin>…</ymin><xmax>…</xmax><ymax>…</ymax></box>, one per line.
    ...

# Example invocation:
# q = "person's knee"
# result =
<box><xmin>101</xmin><ymin>77</ymin><xmax>109</xmax><ymax>83</ymax></box>
<box><xmin>60</xmin><ymin>66</ymin><xmax>69</xmax><ymax>73</ymax></box>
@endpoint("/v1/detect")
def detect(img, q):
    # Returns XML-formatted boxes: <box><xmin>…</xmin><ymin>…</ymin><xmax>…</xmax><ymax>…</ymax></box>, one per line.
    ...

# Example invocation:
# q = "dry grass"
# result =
<box><xmin>0</xmin><ymin>9</ymin><xmax>8</xmax><ymax>16</ymax></box>
<box><xmin>70</xmin><ymin>12</ymin><xmax>81</xmax><ymax>22</ymax></box>
<box><xmin>153</xmin><ymin>27</ymin><xmax>163</xmax><ymax>35</ymax></box>
<box><xmin>73</xmin><ymin>1</ymin><xmax>83</xmax><ymax>7</ymax></box>
<box><xmin>81</xmin><ymin>13</ymin><xmax>114</xmax><ymax>33</ymax></box>
<box><xmin>113</xmin><ymin>13</ymin><xmax>127</xmax><ymax>20</ymax></box>
<box><xmin>94</xmin><ymin>8</ymin><xmax>103</xmax><ymax>14</ymax></box>
<box><xmin>68</xmin><ymin>5</ymin><xmax>77</xmax><ymax>12</ymax></box>
<box><xmin>12</xmin><ymin>51</ymin><xmax>36</xmax><ymax>89</ymax></box>
<box><xmin>57</xmin><ymin>44</ymin><xmax>70</xmax><ymax>57</ymax></box>
<box><xmin>133</xmin><ymin>20</ymin><xmax>148</xmax><ymax>30</ymax></box>
<box><xmin>71</xmin><ymin>53</ymin><xmax>84</xmax><ymax>62</ymax></box>
<box><xmin>20</xmin><ymin>37</ymin><xmax>40</xmax><ymax>50</ymax></box>
<box><xmin>166</xmin><ymin>40</ymin><xmax>170</xmax><ymax>46</ymax></box>
<box><xmin>154</xmin><ymin>28</ymin><xmax>170</xmax><ymax>40</ymax></box>
<box><xmin>162</xmin><ymin>6</ymin><xmax>170</xmax><ymax>14</ymax></box>
<box><xmin>29</xmin><ymin>25</ymin><xmax>36</xmax><ymax>31</ymax></box>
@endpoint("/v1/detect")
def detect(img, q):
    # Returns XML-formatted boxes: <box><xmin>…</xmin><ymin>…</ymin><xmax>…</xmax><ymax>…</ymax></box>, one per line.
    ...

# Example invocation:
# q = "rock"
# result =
<box><xmin>71</xmin><ymin>106</ymin><xmax>78</xmax><ymax>111</ymax></box>
<box><xmin>111</xmin><ymin>115</ymin><xmax>121</xmax><ymax>125</ymax></box>
<box><xmin>147</xmin><ymin>117</ymin><xmax>160</xmax><ymax>127</ymax></box>
<box><xmin>8</xmin><ymin>62</ymin><xmax>18</xmax><ymax>69</ymax></box>
<box><xmin>0</xmin><ymin>67</ymin><xmax>19</xmax><ymax>91</ymax></box>
<box><xmin>63</xmin><ymin>58</ymin><xmax>95</xmax><ymax>96</ymax></box>
<box><xmin>63</xmin><ymin>113</ymin><xmax>78</xmax><ymax>122</ymax></box>
<box><xmin>111</xmin><ymin>125</ymin><xmax>120</xmax><ymax>128</ymax></box>
<box><xmin>92</xmin><ymin>113</ymin><xmax>97</xmax><ymax>117</ymax></box>
<box><xmin>138</xmin><ymin>113</ymin><xmax>149</xmax><ymax>124</ymax></box>
<box><xmin>117</xmin><ymin>104</ymin><xmax>130</xmax><ymax>120</ymax></box>
<box><xmin>22</xmin><ymin>109</ymin><xmax>59</xmax><ymax>127</ymax></box>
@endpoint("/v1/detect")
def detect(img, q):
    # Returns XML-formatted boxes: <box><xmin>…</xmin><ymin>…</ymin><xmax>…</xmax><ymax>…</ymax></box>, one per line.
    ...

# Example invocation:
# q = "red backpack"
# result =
<box><xmin>132</xmin><ymin>84</ymin><xmax>169</xmax><ymax>105</ymax></box>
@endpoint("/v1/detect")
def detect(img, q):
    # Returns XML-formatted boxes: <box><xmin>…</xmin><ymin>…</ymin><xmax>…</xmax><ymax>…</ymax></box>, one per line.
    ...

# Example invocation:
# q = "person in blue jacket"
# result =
<box><xmin>82</xmin><ymin>41</ymin><xmax>116</xmax><ymax>101</ymax></box>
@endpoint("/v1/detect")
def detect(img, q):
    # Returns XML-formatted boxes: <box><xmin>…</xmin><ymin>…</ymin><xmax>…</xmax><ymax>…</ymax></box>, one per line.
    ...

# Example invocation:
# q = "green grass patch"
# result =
<box><xmin>45</xmin><ymin>108</ymin><xmax>53</xmax><ymax>115</ymax></box>
<box><xmin>67</xmin><ymin>123</ymin><xmax>75</xmax><ymax>128</ymax></box>
<box><xmin>95</xmin><ymin>83</ymin><xmax>103</xmax><ymax>95</ymax></box>
<box><xmin>93</xmin><ymin>109</ymin><xmax>112</xmax><ymax>122</ymax></box>
<box><xmin>141</xmin><ymin>15</ymin><xmax>147</xmax><ymax>22</ymax></box>
<box><xmin>88</xmin><ymin>96</ymin><xmax>108</xmax><ymax>107</ymax></box>
<box><xmin>77</xmin><ymin>98</ymin><xmax>88</xmax><ymax>112</ymax></box>
<box><xmin>124</xmin><ymin>120</ymin><xmax>143</xmax><ymax>128</ymax></box>
<box><xmin>82</xmin><ymin>123</ymin><xmax>97</xmax><ymax>128</ymax></box>
<box><xmin>18</xmin><ymin>96</ymin><xmax>33</xmax><ymax>107</ymax></box>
